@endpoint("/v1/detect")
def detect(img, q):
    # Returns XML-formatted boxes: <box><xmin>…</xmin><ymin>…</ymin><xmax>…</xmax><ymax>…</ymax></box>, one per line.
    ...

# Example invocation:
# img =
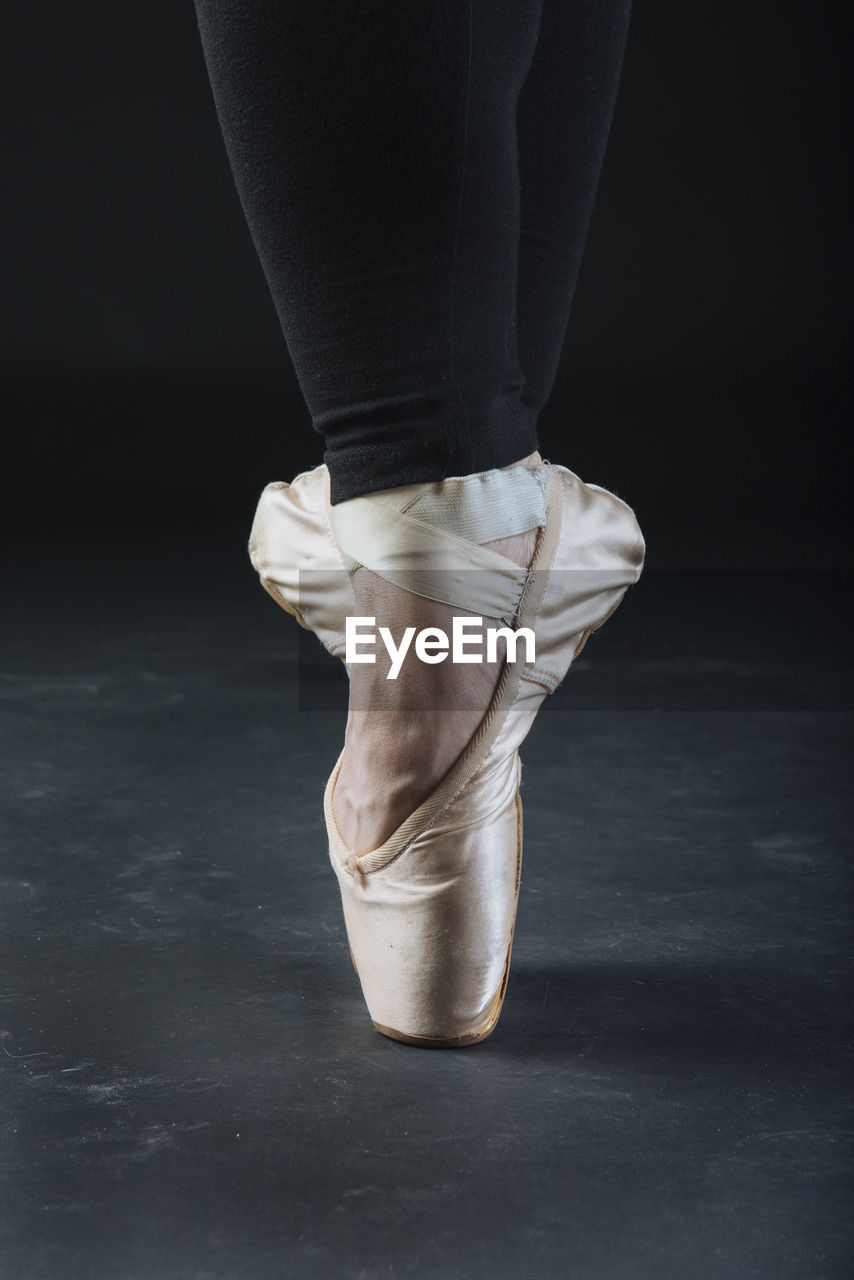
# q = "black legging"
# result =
<box><xmin>193</xmin><ymin>0</ymin><xmax>631</xmax><ymax>504</ymax></box>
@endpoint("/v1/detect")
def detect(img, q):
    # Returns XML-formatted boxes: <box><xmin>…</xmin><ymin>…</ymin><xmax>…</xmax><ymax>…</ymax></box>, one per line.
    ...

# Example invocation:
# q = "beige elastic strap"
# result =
<box><xmin>332</xmin><ymin>465</ymin><xmax>547</xmax><ymax>621</ymax></box>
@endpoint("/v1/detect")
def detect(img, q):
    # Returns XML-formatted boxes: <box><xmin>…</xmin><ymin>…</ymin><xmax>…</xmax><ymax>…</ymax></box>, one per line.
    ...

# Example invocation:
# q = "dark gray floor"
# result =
<box><xmin>1</xmin><ymin>538</ymin><xmax>851</xmax><ymax>1280</ymax></box>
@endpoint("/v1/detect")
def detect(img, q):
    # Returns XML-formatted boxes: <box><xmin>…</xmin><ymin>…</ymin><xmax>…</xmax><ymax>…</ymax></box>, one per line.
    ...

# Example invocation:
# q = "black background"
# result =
<box><xmin>3</xmin><ymin>0</ymin><xmax>850</xmax><ymax>567</ymax></box>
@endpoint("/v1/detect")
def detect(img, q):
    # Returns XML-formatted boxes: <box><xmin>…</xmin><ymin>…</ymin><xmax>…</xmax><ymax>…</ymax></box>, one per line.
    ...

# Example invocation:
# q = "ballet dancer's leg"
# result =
<box><xmin>193</xmin><ymin>1</ymin><xmax>633</xmax><ymax>851</ymax></box>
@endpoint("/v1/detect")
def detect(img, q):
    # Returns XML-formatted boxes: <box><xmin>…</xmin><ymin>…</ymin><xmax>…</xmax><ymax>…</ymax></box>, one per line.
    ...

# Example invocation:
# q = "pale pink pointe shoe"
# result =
<box><xmin>249</xmin><ymin>461</ymin><xmax>645</xmax><ymax>1046</ymax></box>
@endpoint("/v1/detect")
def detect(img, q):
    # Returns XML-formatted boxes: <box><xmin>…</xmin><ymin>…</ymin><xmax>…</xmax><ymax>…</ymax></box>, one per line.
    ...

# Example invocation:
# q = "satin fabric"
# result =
<box><xmin>331</xmin><ymin>466</ymin><xmax>548</xmax><ymax>622</ymax></box>
<box><xmin>249</xmin><ymin>462</ymin><xmax>645</xmax><ymax>1042</ymax></box>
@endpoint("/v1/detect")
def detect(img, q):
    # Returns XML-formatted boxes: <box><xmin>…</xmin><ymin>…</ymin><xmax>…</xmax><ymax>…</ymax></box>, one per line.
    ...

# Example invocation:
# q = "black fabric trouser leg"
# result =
<box><xmin>193</xmin><ymin>0</ymin><xmax>631</xmax><ymax>504</ymax></box>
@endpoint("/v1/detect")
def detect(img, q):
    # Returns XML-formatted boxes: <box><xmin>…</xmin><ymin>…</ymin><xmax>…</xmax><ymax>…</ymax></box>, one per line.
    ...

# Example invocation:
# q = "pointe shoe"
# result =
<box><xmin>249</xmin><ymin>462</ymin><xmax>645</xmax><ymax>1046</ymax></box>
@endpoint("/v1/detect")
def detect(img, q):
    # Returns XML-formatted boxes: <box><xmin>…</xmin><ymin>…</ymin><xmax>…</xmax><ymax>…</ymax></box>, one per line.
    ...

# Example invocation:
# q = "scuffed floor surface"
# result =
<box><xmin>1</xmin><ymin>536</ymin><xmax>851</xmax><ymax>1280</ymax></box>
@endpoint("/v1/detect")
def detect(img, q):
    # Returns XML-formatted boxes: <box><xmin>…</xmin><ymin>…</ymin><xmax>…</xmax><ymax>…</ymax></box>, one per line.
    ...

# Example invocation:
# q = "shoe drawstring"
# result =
<box><xmin>344</xmin><ymin>851</ymin><xmax>367</xmax><ymax>886</ymax></box>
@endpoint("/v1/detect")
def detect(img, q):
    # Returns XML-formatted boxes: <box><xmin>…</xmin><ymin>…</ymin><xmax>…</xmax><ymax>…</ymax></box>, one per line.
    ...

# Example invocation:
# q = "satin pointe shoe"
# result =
<box><xmin>248</xmin><ymin>461</ymin><xmax>645</xmax><ymax>1047</ymax></box>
